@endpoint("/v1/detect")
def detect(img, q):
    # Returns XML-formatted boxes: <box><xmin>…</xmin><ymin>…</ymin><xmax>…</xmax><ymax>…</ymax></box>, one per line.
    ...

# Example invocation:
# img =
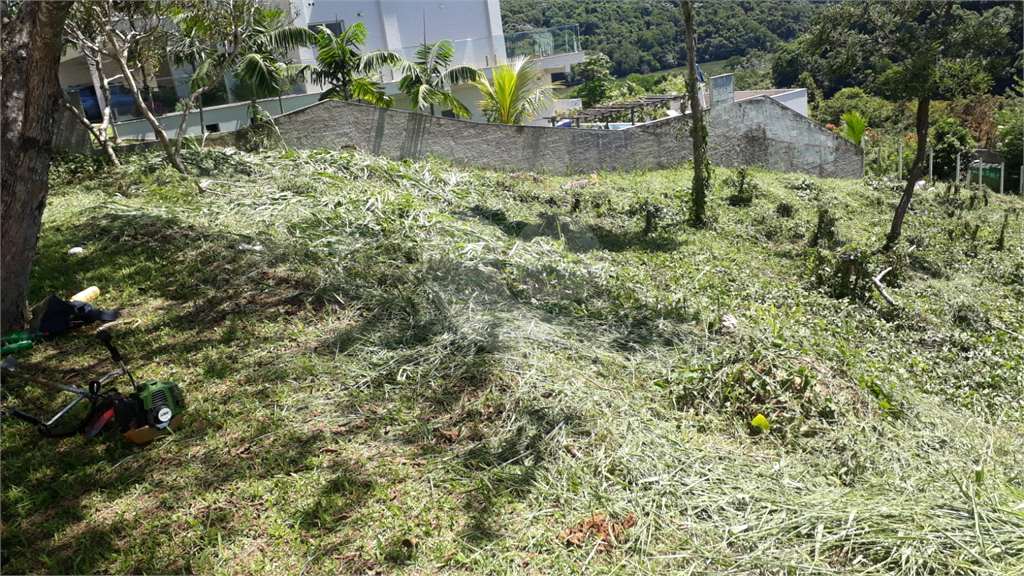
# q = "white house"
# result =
<box><xmin>58</xmin><ymin>0</ymin><xmax>585</xmax><ymax>139</ymax></box>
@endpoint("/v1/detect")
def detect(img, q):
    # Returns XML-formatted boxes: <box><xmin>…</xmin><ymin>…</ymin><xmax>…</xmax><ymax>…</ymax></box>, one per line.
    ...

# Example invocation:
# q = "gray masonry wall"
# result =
<box><xmin>709</xmin><ymin>74</ymin><xmax>734</xmax><ymax>107</ymax></box>
<box><xmin>271</xmin><ymin>97</ymin><xmax>863</xmax><ymax>178</ymax></box>
<box><xmin>706</xmin><ymin>96</ymin><xmax>862</xmax><ymax>178</ymax></box>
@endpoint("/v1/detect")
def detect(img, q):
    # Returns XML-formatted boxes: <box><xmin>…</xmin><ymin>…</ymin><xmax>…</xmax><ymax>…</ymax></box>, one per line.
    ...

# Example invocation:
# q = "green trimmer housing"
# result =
<box><xmin>131</xmin><ymin>380</ymin><xmax>187</xmax><ymax>429</ymax></box>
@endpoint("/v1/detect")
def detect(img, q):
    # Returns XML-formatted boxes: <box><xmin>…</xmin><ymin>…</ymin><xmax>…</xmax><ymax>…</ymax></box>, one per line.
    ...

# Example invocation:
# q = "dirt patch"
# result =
<box><xmin>557</xmin><ymin>513</ymin><xmax>637</xmax><ymax>551</ymax></box>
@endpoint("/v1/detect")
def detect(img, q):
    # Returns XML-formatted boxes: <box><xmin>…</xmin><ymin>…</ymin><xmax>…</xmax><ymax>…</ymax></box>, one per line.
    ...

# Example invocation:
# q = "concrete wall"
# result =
<box><xmin>709</xmin><ymin>74</ymin><xmax>734</xmax><ymax>108</ymax></box>
<box><xmin>735</xmin><ymin>88</ymin><xmax>808</xmax><ymax>118</ymax></box>
<box><xmin>707</xmin><ymin>96</ymin><xmax>862</xmax><ymax>178</ymax></box>
<box><xmin>268</xmin><ymin>96</ymin><xmax>864</xmax><ymax>178</ymax></box>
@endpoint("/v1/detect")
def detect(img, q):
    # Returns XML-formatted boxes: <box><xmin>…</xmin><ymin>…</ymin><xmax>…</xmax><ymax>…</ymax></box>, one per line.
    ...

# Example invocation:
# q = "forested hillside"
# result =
<box><xmin>501</xmin><ymin>0</ymin><xmax>816</xmax><ymax>76</ymax></box>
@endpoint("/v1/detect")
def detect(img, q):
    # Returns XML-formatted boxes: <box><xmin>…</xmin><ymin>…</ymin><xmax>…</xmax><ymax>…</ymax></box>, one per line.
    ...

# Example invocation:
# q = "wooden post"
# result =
<box><xmin>1000</xmin><ymin>162</ymin><xmax>1005</xmax><ymax>194</ymax></box>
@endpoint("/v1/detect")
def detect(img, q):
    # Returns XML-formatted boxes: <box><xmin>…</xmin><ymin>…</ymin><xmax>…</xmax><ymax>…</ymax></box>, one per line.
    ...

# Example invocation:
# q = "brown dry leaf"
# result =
<box><xmin>557</xmin><ymin>513</ymin><xmax>637</xmax><ymax>551</ymax></box>
<box><xmin>437</xmin><ymin>428</ymin><xmax>460</xmax><ymax>442</ymax></box>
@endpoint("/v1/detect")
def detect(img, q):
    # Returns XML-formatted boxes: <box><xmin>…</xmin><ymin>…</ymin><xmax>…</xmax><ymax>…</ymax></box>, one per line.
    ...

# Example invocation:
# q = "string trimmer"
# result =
<box><xmin>1</xmin><ymin>330</ymin><xmax>186</xmax><ymax>444</ymax></box>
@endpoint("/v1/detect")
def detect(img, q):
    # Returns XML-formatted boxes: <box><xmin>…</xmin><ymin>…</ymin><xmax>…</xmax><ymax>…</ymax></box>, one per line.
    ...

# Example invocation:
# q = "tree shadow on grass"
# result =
<box><xmin>452</xmin><ymin>405</ymin><xmax>579</xmax><ymax>548</ymax></box>
<box><xmin>466</xmin><ymin>204</ymin><xmax>682</xmax><ymax>254</ymax></box>
<box><xmin>0</xmin><ymin>417</ymin><xmax>345</xmax><ymax>575</ymax></box>
<box><xmin>4</xmin><ymin>210</ymin><xmax>362</xmax><ymax>575</ymax></box>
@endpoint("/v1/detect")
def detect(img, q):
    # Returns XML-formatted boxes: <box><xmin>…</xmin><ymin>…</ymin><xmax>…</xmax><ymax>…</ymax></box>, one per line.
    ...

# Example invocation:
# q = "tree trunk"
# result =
<box><xmin>682</xmin><ymin>1</ymin><xmax>709</xmax><ymax>227</ymax></box>
<box><xmin>885</xmin><ymin>97</ymin><xmax>930</xmax><ymax>250</ymax></box>
<box><xmin>104</xmin><ymin>29</ymin><xmax>188</xmax><ymax>174</ymax></box>
<box><xmin>62</xmin><ymin>97</ymin><xmax>121</xmax><ymax>166</ymax></box>
<box><xmin>1</xmin><ymin>1</ymin><xmax>73</xmax><ymax>331</ymax></box>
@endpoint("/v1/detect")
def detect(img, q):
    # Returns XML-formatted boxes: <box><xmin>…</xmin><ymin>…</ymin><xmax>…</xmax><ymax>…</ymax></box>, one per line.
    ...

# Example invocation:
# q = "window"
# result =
<box><xmin>308</xmin><ymin>20</ymin><xmax>343</xmax><ymax>36</ymax></box>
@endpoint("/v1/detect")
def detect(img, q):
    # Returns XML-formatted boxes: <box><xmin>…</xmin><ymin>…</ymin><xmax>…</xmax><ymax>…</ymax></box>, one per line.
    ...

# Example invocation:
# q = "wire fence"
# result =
<box><xmin>863</xmin><ymin>135</ymin><xmax>1021</xmax><ymax>196</ymax></box>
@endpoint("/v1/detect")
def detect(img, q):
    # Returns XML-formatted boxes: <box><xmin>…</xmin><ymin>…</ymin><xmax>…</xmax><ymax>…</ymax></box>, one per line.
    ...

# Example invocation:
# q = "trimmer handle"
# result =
<box><xmin>8</xmin><ymin>409</ymin><xmax>43</xmax><ymax>426</ymax></box>
<box><xmin>96</xmin><ymin>330</ymin><xmax>123</xmax><ymax>363</ymax></box>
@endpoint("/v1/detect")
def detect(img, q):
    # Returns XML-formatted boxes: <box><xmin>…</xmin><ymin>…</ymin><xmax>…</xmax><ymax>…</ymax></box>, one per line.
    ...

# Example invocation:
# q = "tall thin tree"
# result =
<box><xmin>807</xmin><ymin>1</ymin><xmax>1011</xmax><ymax>250</ymax></box>
<box><xmin>682</xmin><ymin>0</ymin><xmax>711</xmax><ymax>227</ymax></box>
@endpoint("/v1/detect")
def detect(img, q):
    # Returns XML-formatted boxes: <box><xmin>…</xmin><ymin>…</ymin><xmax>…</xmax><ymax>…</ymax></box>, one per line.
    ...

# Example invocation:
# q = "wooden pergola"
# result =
<box><xmin>544</xmin><ymin>94</ymin><xmax>685</xmax><ymax>128</ymax></box>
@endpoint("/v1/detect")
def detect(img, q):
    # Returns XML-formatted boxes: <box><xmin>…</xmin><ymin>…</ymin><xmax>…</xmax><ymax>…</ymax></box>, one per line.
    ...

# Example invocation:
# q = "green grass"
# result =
<box><xmin>2</xmin><ymin>147</ymin><xmax>1023</xmax><ymax>575</ymax></box>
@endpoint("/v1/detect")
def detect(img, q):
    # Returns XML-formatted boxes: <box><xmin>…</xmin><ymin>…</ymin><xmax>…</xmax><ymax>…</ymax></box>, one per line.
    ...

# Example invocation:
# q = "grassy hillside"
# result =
<box><xmin>2</xmin><ymin>147</ymin><xmax>1023</xmax><ymax>575</ymax></box>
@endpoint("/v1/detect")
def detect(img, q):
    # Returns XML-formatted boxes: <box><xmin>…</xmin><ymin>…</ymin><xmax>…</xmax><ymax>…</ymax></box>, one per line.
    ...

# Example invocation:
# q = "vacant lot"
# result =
<box><xmin>2</xmin><ymin>147</ymin><xmax>1022</xmax><ymax>575</ymax></box>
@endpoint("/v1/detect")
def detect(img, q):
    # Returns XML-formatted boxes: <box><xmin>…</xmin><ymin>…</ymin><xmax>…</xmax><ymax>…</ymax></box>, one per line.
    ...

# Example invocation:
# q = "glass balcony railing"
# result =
<box><xmin>504</xmin><ymin>24</ymin><xmax>580</xmax><ymax>59</ymax></box>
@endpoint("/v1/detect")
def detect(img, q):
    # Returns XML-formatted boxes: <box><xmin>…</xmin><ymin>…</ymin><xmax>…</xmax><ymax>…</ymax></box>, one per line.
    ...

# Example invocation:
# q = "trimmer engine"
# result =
<box><xmin>132</xmin><ymin>380</ymin><xmax>187</xmax><ymax>428</ymax></box>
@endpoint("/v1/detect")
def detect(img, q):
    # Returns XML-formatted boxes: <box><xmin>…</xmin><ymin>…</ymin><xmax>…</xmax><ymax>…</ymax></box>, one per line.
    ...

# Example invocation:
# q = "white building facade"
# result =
<box><xmin>59</xmin><ymin>0</ymin><xmax>584</xmax><ymax>140</ymax></box>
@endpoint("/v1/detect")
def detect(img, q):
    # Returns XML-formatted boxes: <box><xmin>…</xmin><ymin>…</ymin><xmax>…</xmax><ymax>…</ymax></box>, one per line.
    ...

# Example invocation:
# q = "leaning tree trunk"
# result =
<box><xmin>682</xmin><ymin>0</ymin><xmax>710</xmax><ymax>227</ymax></box>
<box><xmin>104</xmin><ymin>29</ymin><xmax>188</xmax><ymax>174</ymax></box>
<box><xmin>62</xmin><ymin>97</ymin><xmax>121</xmax><ymax>166</ymax></box>
<box><xmin>1</xmin><ymin>1</ymin><xmax>74</xmax><ymax>331</ymax></box>
<box><xmin>885</xmin><ymin>96</ymin><xmax>930</xmax><ymax>250</ymax></box>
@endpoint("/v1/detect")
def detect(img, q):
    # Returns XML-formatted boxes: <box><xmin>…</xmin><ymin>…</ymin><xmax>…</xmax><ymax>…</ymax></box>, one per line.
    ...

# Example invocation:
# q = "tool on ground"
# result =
<box><xmin>29</xmin><ymin>294</ymin><xmax>119</xmax><ymax>340</ymax></box>
<box><xmin>1</xmin><ymin>330</ymin><xmax>185</xmax><ymax>444</ymax></box>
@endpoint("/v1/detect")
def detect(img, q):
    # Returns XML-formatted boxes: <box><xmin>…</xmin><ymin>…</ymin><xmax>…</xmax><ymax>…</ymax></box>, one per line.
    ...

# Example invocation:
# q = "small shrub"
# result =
<box><xmin>725</xmin><ymin>166</ymin><xmax>758</xmax><ymax>207</ymax></box>
<box><xmin>809</xmin><ymin>206</ymin><xmax>839</xmax><ymax>248</ymax></box>
<box><xmin>775</xmin><ymin>202</ymin><xmax>795</xmax><ymax>218</ymax></box>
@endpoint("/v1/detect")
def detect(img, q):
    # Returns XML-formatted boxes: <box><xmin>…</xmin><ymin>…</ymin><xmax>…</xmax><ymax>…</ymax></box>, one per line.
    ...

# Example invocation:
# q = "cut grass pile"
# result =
<box><xmin>2</xmin><ymin>146</ymin><xmax>1022</xmax><ymax>575</ymax></box>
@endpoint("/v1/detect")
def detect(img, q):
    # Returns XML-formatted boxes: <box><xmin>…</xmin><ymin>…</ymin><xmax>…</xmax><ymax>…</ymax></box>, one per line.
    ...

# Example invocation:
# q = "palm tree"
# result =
<box><xmin>472</xmin><ymin>56</ymin><xmax>557</xmax><ymax>125</ymax></box>
<box><xmin>368</xmin><ymin>40</ymin><xmax>480</xmax><ymax>117</ymax></box>
<box><xmin>170</xmin><ymin>5</ymin><xmax>315</xmax><ymax>138</ymax></box>
<box><xmin>307</xmin><ymin>22</ymin><xmax>393</xmax><ymax>106</ymax></box>
<box><xmin>226</xmin><ymin>8</ymin><xmax>314</xmax><ymax>124</ymax></box>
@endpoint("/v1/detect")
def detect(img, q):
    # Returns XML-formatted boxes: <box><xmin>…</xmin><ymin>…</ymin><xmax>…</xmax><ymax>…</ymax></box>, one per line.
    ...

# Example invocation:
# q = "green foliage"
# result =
<box><xmin>725</xmin><ymin>166</ymin><xmax>758</xmax><ymax>207</ymax></box>
<box><xmin>727</xmin><ymin>49</ymin><xmax>774</xmax><ymax>90</ymax></box>
<box><xmin>625</xmin><ymin>72</ymin><xmax>665</xmax><ymax>93</ymax></box>
<box><xmin>929</xmin><ymin>118</ymin><xmax>976</xmax><ymax>180</ymax></box>
<box><xmin>815</xmin><ymin>88</ymin><xmax>906</xmax><ymax>134</ymax></box>
<box><xmin>229</xmin><ymin>8</ymin><xmax>312</xmax><ymax>110</ymax></box>
<box><xmin>13</xmin><ymin>147</ymin><xmax>1024</xmax><ymax>576</ymax></box>
<box><xmin>390</xmin><ymin>40</ymin><xmax>481</xmax><ymax>117</ymax></box>
<box><xmin>841</xmin><ymin>111</ymin><xmax>868</xmax><ymax>146</ymax></box>
<box><xmin>473</xmin><ymin>56</ymin><xmax>556</xmax><ymax>125</ymax></box>
<box><xmin>503</xmin><ymin>0</ymin><xmax>816</xmax><ymax>77</ymax></box>
<box><xmin>570</xmin><ymin>53</ymin><xmax>614</xmax><ymax>108</ymax></box>
<box><xmin>807</xmin><ymin>2</ymin><xmax>1016</xmax><ymax>101</ymax></box>
<box><xmin>308</xmin><ymin>22</ymin><xmax>393</xmax><ymax>106</ymax></box>
<box><xmin>796</xmin><ymin>71</ymin><xmax>822</xmax><ymax>111</ymax></box>
<box><xmin>996</xmin><ymin>78</ymin><xmax>1023</xmax><ymax>171</ymax></box>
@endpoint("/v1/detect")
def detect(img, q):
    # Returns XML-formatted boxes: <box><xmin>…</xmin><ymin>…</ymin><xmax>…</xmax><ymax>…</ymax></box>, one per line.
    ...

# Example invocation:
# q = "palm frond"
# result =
<box><xmin>440</xmin><ymin>64</ymin><xmax>481</xmax><ymax>86</ymax></box>
<box><xmin>260</xmin><ymin>24</ymin><xmax>317</xmax><ymax>52</ymax></box>
<box><xmin>351</xmin><ymin>77</ymin><xmax>394</xmax><ymax>107</ymax></box>
<box><xmin>473</xmin><ymin>56</ymin><xmax>553</xmax><ymax>124</ymax></box>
